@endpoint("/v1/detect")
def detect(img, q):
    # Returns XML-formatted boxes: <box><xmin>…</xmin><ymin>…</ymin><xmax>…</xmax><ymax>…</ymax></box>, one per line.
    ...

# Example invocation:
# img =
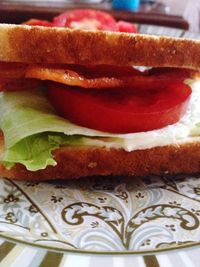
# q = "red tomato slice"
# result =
<box><xmin>24</xmin><ymin>19</ymin><xmax>53</xmax><ymax>27</ymax></box>
<box><xmin>48</xmin><ymin>82</ymin><xmax>191</xmax><ymax>133</ymax></box>
<box><xmin>24</xmin><ymin>9</ymin><xmax>137</xmax><ymax>33</ymax></box>
<box><xmin>53</xmin><ymin>9</ymin><xmax>118</xmax><ymax>31</ymax></box>
<box><xmin>117</xmin><ymin>21</ymin><xmax>137</xmax><ymax>33</ymax></box>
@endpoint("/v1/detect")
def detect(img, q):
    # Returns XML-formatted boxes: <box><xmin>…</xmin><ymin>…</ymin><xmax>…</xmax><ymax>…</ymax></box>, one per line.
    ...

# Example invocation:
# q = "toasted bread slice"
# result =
<box><xmin>0</xmin><ymin>24</ymin><xmax>200</xmax><ymax>69</ymax></box>
<box><xmin>1</xmin><ymin>139</ymin><xmax>200</xmax><ymax>180</ymax></box>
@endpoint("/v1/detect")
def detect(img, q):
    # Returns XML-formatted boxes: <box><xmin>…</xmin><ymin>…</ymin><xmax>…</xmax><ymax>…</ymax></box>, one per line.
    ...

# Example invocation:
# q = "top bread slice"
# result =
<box><xmin>0</xmin><ymin>24</ymin><xmax>200</xmax><ymax>69</ymax></box>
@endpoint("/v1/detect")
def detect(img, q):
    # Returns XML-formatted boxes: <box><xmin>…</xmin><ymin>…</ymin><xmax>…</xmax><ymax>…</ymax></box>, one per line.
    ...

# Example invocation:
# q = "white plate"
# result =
<box><xmin>1</xmin><ymin>174</ymin><xmax>200</xmax><ymax>266</ymax></box>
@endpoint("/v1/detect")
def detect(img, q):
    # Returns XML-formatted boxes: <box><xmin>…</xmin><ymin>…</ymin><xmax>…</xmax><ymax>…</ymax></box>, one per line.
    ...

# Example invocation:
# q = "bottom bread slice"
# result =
<box><xmin>1</xmin><ymin>141</ymin><xmax>200</xmax><ymax>180</ymax></box>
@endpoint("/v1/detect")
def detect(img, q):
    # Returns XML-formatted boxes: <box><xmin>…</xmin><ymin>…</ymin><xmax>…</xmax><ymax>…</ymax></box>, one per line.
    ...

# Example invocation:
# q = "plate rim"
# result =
<box><xmin>1</xmin><ymin>232</ymin><xmax>200</xmax><ymax>255</ymax></box>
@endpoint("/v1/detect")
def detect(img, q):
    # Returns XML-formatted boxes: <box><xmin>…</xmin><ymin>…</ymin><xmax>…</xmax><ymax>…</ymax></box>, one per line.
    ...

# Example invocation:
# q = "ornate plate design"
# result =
<box><xmin>1</xmin><ymin>174</ymin><xmax>200</xmax><ymax>266</ymax></box>
<box><xmin>1</xmin><ymin>25</ymin><xmax>200</xmax><ymax>266</ymax></box>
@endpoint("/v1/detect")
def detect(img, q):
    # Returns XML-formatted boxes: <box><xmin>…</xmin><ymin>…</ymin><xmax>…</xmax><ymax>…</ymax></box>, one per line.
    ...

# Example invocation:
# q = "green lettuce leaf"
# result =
<box><xmin>190</xmin><ymin>123</ymin><xmax>200</xmax><ymax>136</ymax></box>
<box><xmin>3</xmin><ymin>133</ymin><xmax>82</xmax><ymax>171</ymax></box>
<box><xmin>0</xmin><ymin>89</ymin><xmax>95</xmax><ymax>171</ymax></box>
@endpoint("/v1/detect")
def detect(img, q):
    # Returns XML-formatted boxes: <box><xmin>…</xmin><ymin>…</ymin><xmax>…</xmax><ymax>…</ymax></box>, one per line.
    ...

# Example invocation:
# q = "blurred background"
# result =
<box><xmin>0</xmin><ymin>0</ymin><xmax>200</xmax><ymax>32</ymax></box>
<box><xmin>161</xmin><ymin>0</ymin><xmax>200</xmax><ymax>32</ymax></box>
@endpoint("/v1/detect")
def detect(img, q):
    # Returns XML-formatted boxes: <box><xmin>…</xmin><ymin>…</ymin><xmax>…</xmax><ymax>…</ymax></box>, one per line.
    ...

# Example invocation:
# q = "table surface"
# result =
<box><xmin>0</xmin><ymin>0</ymin><xmax>189</xmax><ymax>29</ymax></box>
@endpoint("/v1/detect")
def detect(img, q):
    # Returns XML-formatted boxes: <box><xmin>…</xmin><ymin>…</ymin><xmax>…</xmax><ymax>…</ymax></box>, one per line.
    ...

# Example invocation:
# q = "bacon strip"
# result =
<box><xmin>0</xmin><ymin>78</ymin><xmax>42</xmax><ymax>91</ymax></box>
<box><xmin>25</xmin><ymin>64</ymin><xmax>144</xmax><ymax>89</ymax></box>
<box><xmin>26</xmin><ymin>65</ymin><xmax>200</xmax><ymax>90</ymax></box>
<box><xmin>0</xmin><ymin>62</ymin><xmax>27</xmax><ymax>79</ymax></box>
<box><xmin>0</xmin><ymin>62</ymin><xmax>199</xmax><ymax>91</ymax></box>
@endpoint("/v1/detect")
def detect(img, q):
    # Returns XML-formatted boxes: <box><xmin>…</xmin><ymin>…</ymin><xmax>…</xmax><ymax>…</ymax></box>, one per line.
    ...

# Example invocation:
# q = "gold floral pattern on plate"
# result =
<box><xmin>0</xmin><ymin>175</ymin><xmax>200</xmax><ymax>253</ymax></box>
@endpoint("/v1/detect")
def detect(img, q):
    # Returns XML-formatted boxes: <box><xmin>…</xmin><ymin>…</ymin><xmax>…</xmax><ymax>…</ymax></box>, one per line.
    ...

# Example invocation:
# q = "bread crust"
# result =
<box><xmin>0</xmin><ymin>24</ymin><xmax>200</xmax><ymax>69</ymax></box>
<box><xmin>1</xmin><ymin>142</ymin><xmax>200</xmax><ymax>180</ymax></box>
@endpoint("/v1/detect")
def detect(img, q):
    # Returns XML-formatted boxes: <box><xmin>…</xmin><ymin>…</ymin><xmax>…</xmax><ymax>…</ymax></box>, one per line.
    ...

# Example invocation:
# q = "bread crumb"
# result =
<box><xmin>88</xmin><ymin>162</ymin><xmax>97</xmax><ymax>169</ymax></box>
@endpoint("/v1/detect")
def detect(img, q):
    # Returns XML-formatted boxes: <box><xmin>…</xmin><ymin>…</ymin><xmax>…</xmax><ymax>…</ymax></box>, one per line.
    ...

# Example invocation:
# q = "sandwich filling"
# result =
<box><xmin>0</xmin><ymin>9</ymin><xmax>200</xmax><ymax>172</ymax></box>
<box><xmin>0</xmin><ymin>76</ymin><xmax>200</xmax><ymax>171</ymax></box>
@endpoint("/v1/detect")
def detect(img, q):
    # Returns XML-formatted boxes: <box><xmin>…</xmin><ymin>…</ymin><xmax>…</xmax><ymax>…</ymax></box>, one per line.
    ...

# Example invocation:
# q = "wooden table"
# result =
<box><xmin>0</xmin><ymin>1</ymin><xmax>189</xmax><ymax>29</ymax></box>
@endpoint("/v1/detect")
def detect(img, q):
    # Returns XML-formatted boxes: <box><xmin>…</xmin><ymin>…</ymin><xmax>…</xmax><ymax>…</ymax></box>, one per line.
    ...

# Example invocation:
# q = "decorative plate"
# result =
<box><xmin>1</xmin><ymin>25</ymin><xmax>200</xmax><ymax>266</ymax></box>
